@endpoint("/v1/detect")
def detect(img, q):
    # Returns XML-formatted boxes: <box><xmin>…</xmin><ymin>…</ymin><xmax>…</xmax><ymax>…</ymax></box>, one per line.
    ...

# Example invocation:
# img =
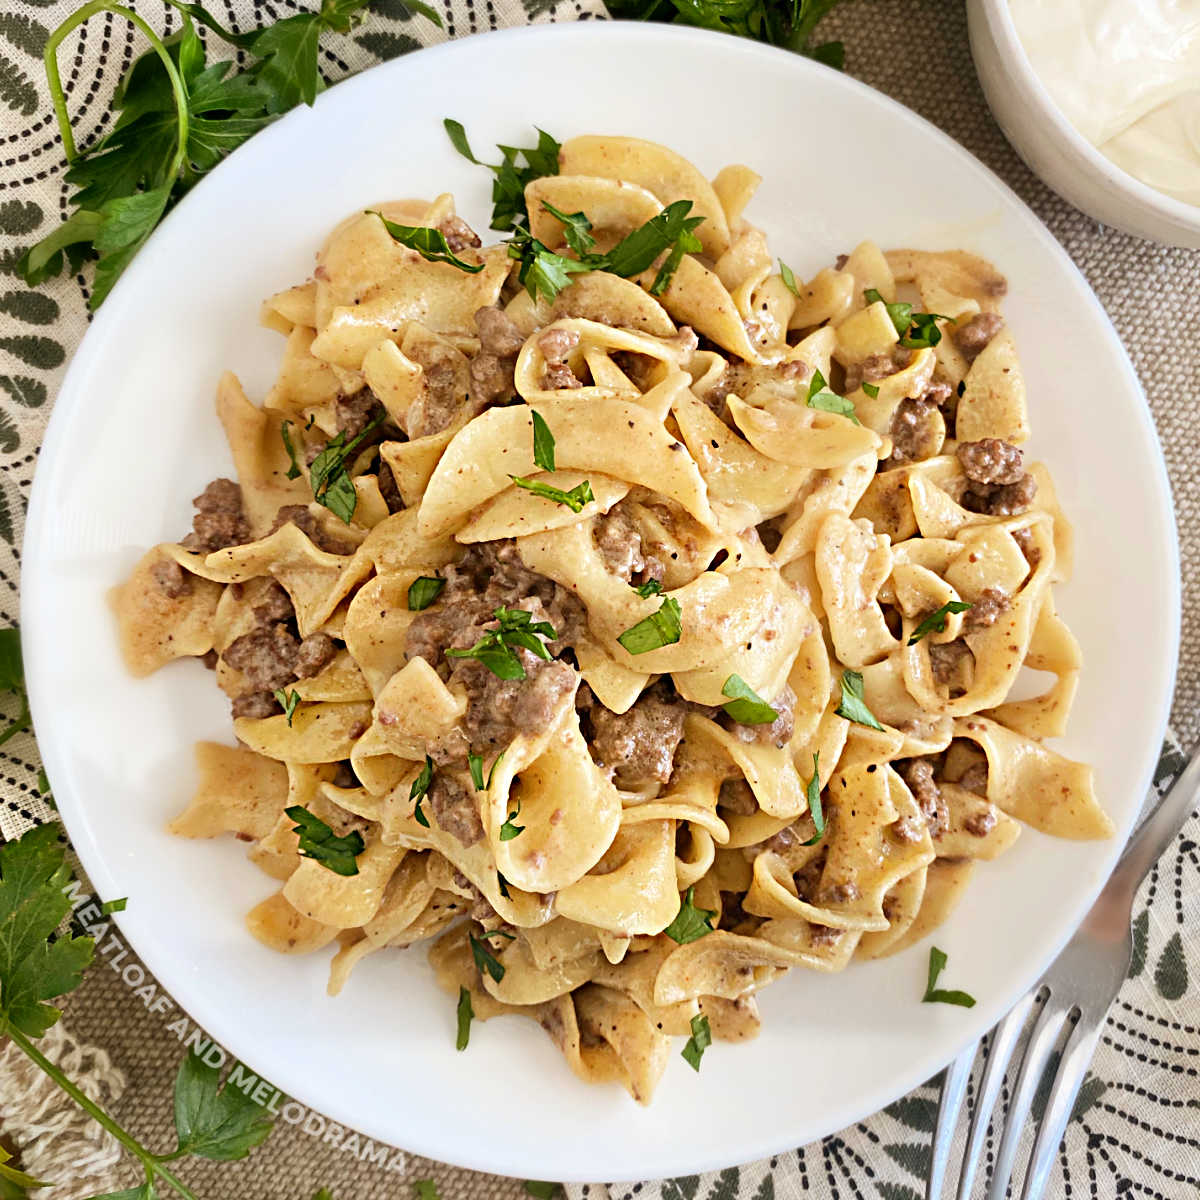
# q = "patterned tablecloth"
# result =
<box><xmin>0</xmin><ymin>2</ymin><xmax>1198</xmax><ymax>1198</ymax></box>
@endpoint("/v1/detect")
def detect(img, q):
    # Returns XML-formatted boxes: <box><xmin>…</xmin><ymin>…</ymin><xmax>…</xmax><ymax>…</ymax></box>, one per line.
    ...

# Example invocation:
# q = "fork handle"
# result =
<box><xmin>1103</xmin><ymin>742</ymin><xmax>1200</xmax><ymax>912</ymax></box>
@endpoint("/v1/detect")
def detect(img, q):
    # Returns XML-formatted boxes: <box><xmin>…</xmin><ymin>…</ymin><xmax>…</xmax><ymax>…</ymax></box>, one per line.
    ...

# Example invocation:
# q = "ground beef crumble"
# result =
<box><xmin>183</xmin><ymin>478</ymin><xmax>249</xmax><ymax>553</ymax></box>
<box><xmin>898</xmin><ymin>759</ymin><xmax>948</xmax><ymax>838</ymax></box>
<box><xmin>958</xmin><ymin>438</ymin><xmax>1037</xmax><ymax>516</ymax></box>
<box><xmin>578</xmin><ymin>680</ymin><xmax>686</xmax><ymax>789</ymax></box>
<box><xmin>954</xmin><ymin>312</ymin><xmax>1003</xmax><ymax>362</ymax></box>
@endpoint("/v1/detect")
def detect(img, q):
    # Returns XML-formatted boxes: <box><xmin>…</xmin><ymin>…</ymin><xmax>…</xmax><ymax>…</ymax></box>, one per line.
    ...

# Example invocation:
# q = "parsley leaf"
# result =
<box><xmin>861</xmin><ymin>382</ymin><xmax>880</xmax><ymax>399</ymax></box>
<box><xmin>531</xmin><ymin>410</ymin><xmax>557</xmax><ymax>472</ymax></box>
<box><xmin>443</xmin><ymin>119</ymin><xmax>561</xmax><ymax>233</ymax></box>
<box><xmin>779</xmin><ymin>259</ymin><xmax>800</xmax><ymax>296</ymax></box>
<box><xmin>804</xmin><ymin>367</ymin><xmax>860</xmax><ymax>424</ymax></box>
<box><xmin>604</xmin><ymin>200</ymin><xmax>705</xmax><ymax>294</ymax></box>
<box><xmin>280</xmin><ymin>421</ymin><xmax>303</xmax><ymax>480</ymax></box>
<box><xmin>446</xmin><ymin>607</ymin><xmax>558</xmax><ymax>680</ymax></box>
<box><xmin>0</xmin><ymin>825</ymin><xmax>94</xmax><ymax>1039</ymax></box>
<box><xmin>617</xmin><ymin>596</ymin><xmax>683</xmax><ymax>655</ymax></box>
<box><xmin>408</xmin><ymin>576</ymin><xmax>445</xmax><ymax>612</ymax></box>
<box><xmin>922</xmin><ymin>946</ymin><xmax>977</xmax><ymax>1008</ymax></box>
<box><xmin>802</xmin><ymin>752</ymin><xmax>825</xmax><ymax>845</ymax></box>
<box><xmin>863</xmin><ymin>287</ymin><xmax>912</xmax><ymax>337</ymax></box>
<box><xmin>468</xmin><ymin>752</ymin><xmax>504</xmax><ymax>792</ymax></box>
<box><xmin>272</xmin><ymin>688</ymin><xmax>300</xmax><ymax>726</ymax></box>
<box><xmin>308</xmin><ymin>411</ymin><xmax>385</xmax><ymax>523</ymax></box>
<box><xmin>901</xmin><ymin>310</ymin><xmax>950</xmax><ymax>349</ymax></box>
<box><xmin>285</xmin><ymin>805</ymin><xmax>364</xmax><ymax>877</ymax></box>
<box><xmin>908</xmin><ymin>600</ymin><xmax>972</xmax><ymax>646</ymax></box>
<box><xmin>368</xmin><ymin>212</ymin><xmax>485</xmax><ymax>273</ymax></box>
<box><xmin>509</xmin><ymin>475</ymin><xmax>594</xmax><ymax>512</ymax></box>
<box><xmin>469</xmin><ymin>929</ymin><xmax>515</xmax><ymax>983</ymax></box>
<box><xmin>541</xmin><ymin>202</ymin><xmax>596</xmax><ymax>258</ymax></box>
<box><xmin>499</xmin><ymin>799</ymin><xmax>525</xmax><ymax>842</ymax></box>
<box><xmin>455</xmin><ymin>986</ymin><xmax>473</xmax><ymax>1051</ymax></box>
<box><xmin>681</xmin><ymin>1013</ymin><xmax>712</xmax><ymax>1071</ymax></box>
<box><xmin>720</xmin><ymin>674</ymin><xmax>779</xmax><ymax>725</ymax></box>
<box><xmin>171</xmin><ymin>1047</ymin><xmax>276</xmax><ymax>1160</ymax></box>
<box><xmin>507</xmin><ymin>229</ymin><xmax>592</xmax><ymax>303</ymax></box>
<box><xmin>835</xmin><ymin>670</ymin><xmax>884</xmax><ymax>732</ymax></box>
<box><xmin>634</xmin><ymin>579</ymin><xmax>664</xmax><ymax>598</ymax></box>
<box><xmin>410</xmin><ymin>756</ymin><xmax>434</xmax><ymax>828</ymax></box>
<box><xmin>664</xmin><ymin>886</ymin><xmax>715</xmax><ymax>944</ymax></box>
<box><xmin>0</xmin><ymin>628</ymin><xmax>30</xmax><ymax>749</ymax></box>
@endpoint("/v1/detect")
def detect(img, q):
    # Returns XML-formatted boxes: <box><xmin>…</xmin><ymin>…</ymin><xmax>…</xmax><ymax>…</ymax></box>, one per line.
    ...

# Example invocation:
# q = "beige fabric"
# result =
<box><xmin>0</xmin><ymin>1</ymin><xmax>1197</xmax><ymax>1198</ymax></box>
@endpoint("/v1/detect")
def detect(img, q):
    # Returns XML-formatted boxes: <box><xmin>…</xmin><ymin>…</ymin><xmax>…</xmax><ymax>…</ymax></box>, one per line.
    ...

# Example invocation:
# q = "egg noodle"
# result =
<box><xmin>114</xmin><ymin>132</ymin><xmax>1111</xmax><ymax>1103</ymax></box>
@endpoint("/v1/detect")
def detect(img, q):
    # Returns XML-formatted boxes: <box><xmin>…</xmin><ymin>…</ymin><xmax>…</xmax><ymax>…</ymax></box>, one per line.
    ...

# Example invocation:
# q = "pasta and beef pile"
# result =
<box><xmin>114</xmin><ymin>133</ymin><xmax>1111</xmax><ymax>1103</ymax></box>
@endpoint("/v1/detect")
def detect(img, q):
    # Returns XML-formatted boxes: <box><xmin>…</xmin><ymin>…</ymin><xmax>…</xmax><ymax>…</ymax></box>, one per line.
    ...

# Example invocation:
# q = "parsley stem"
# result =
<box><xmin>7</xmin><ymin>1027</ymin><xmax>201</xmax><ymax>1200</ymax></box>
<box><xmin>44</xmin><ymin>1</ymin><xmax>190</xmax><ymax>175</ymax></box>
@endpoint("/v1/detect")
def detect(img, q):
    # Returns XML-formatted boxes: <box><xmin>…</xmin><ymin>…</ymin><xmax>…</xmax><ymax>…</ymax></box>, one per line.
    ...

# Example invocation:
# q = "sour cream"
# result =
<box><xmin>1009</xmin><ymin>0</ymin><xmax>1200</xmax><ymax>207</ymax></box>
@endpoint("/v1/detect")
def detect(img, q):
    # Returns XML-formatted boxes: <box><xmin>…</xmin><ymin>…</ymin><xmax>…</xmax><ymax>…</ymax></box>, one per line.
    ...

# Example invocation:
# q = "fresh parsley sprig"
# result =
<box><xmin>445</xmin><ymin>607</ymin><xmax>558</xmax><ymax>681</ymax></box>
<box><xmin>863</xmin><ymin>288</ymin><xmax>949</xmax><ymax>350</ymax></box>
<box><xmin>469</xmin><ymin>928</ymin><xmax>515</xmax><ymax>983</ymax></box>
<box><xmin>408</xmin><ymin>576</ymin><xmax>446</xmax><ymax>612</ymax></box>
<box><xmin>25</xmin><ymin>0</ymin><xmax>441</xmax><ymax>308</ymax></box>
<box><xmin>273</xmin><ymin>687</ymin><xmax>301</xmax><ymax>726</ymax></box>
<box><xmin>802</xmin><ymin>752</ymin><xmax>825</xmax><ymax>845</ymax></box>
<box><xmin>410</xmin><ymin>756</ymin><xmax>434</xmax><ymax>828</ymax></box>
<box><xmin>531</xmin><ymin>411</ymin><xmax>557</xmax><ymax>471</ymax></box>
<box><xmin>467</xmin><ymin>751</ymin><xmax>504</xmax><ymax>792</ymax></box>
<box><xmin>499</xmin><ymin>799</ymin><xmax>525</xmax><ymax>842</ymax></box>
<box><xmin>510</xmin><ymin>475</ymin><xmax>595</xmax><ymax>512</ymax></box>
<box><xmin>455</xmin><ymin>986</ymin><xmax>474</xmax><ymax>1051</ymax></box>
<box><xmin>0</xmin><ymin>826</ymin><xmax>278</xmax><ymax>1198</ymax></box>
<box><xmin>603</xmin><ymin>0</ymin><xmax>848</xmax><ymax>66</ymax></box>
<box><xmin>285</xmin><ymin>805</ymin><xmax>364</xmax><ymax>876</ymax></box>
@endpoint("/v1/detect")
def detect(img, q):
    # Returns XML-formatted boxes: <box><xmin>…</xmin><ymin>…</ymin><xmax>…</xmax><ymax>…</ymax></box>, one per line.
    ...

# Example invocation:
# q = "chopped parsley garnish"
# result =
<box><xmin>720</xmin><ymin>674</ymin><xmax>779</xmax><ymax>725</ymax></box>
<box><xmin>285</xmin><ymin>805</ymin><xmax>364</xmax><ymax>877</ymax></box>
<box><xmin>410</xmin><ymin>756</ymin><xmax>434</xmax><ymax>828</ymax></box>
<box><xmin>367</xmin><ymin>212</ymin><xmax>484</xmax><ymax>273</ymax></box>
<box><xmin>455</xmin><ymin>986</ymin><xmax>473</xmax><ymax>1051</ymax></box>
<box><xmin>681</xmin><ymin>1013</ymin><xmax>712</xmax><ymax>1071</ymax></box>
<box><xmin>308</xmin><ymin>411</ymin><xmax>385</xmax><ymax>524</ymax></box>
<box><xmin>531</xmin><ymin>410</ymin><xmax>557</xmax><ymax>472</ymax></box>
<box><xmin>280</xmin><ymin>420</ymin><xmax>303</xmax><ymax>480</ymax></box>
<box><xmin>634</xmin><ymin>579</ymin><xmax>664</xmax><ymax>598</ymax></box>
<box><xmin>923</xmin><ymin>946</ymin><xmax>977</xmax><ymax>1008</ymax></box>
<box><xmin>663</xmin><ymin>886</ymin><xmax>715</xmax><ymax>944</ymax></box>
<box><xmin>507</xmin><ymin>229</ymin><xmax>593</xmax><ymax>303</ymax></box>
<box><xmin>802</xmin><ymin>752</ymin><xmax>825</xmax><ymax>845</ymax></box>
<box><xmin>509</xmin><ymin>475</ymin><xmax>595</xmax><ymax>512</ymax></box>
<box><xmin>779</xmin><ymin>259</ymin><xmax>800</xmax><ymax>296</ymax></box>
<box><xmin>605</xmin><ymin>200</ymin><xmax>705</xmax><ymax>296</ymax></box>
<box><xmin>861</xmin><ymin>381</ymin><xmax>880</xmax><ymax>399</ymax></box>
<box><xmin>835</xmin><ymin>669</ymin><xmax>884</xmax><ymax>731</ymax></box>
<box><xmin>443</xmin><ymin>119</ymin><xmax>561</xmax><ymax>233</ymax></box>
<box><xmin>908</xmin><ymin>600</ymin><xmax>972</xmax><ymax>646</ymax></box>
<box><xmin>863</xmin><ymin>288</ymin><xmax>948</xmax><ymax>349</ymax></box>
<box><xmin>469</xmin><ymin>928</ymin><xmax>515</xmax><ymax>983</ymax></box>
<box><xmin>468</xmin><ymin>752</ymin><xmax>504</xmax><ymax>792</ymax></box>
<box><xmin>408</xmin><ymin>576</ymin><xmax>445</xmax><ymax>612</ymax></box>
<box><xmin>273</xmin><ymin>688</ymin><xmax>301</xmax><ymax>726</ymax></box>
<box><xmin>445</xmin><ymin>607</ymin><xmax>558</xmax><ymax>680</ymax></box>
<box><xmin>496</xmin><ymin>872</ymin><xmax>512</xmax><ymax>900</ymax></box>
<box><xmin>499</xmin><ymin>799</ymin><xmax>525</xmax><ymax>842</ymax></box>
<box><xmin>617</xmin><ymin>596</ymin><xmax>683</xmax><ymax>655</ymax></box>
<box><xmin>805</xmin><ymin>367</ymin><xmax>860</xmax><ymax>424</ymax></box>
<box><xmin>542</xmin><ymin>201</ymin><xmax>597</xmax><ymax>257</ymax></box>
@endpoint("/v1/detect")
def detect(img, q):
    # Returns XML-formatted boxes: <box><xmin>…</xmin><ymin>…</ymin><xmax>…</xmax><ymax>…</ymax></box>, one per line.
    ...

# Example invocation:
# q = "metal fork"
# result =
<box><xmin>927</xmin><ymin>743</ymin><xmax>1200</xmax><ymax>1200</ymax></box>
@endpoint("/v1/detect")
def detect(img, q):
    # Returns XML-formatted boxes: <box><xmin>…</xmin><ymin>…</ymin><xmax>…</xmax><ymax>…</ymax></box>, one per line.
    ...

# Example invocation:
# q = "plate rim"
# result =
<box><xmin>20</xmin><ymin>19</ymin><xmax>1181</xmax><ymax>1181</ymax></box>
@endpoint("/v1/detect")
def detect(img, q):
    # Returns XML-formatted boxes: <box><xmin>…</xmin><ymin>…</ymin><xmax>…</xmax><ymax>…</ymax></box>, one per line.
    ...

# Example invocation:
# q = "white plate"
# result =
<box><xmin>22</xmin><ymin>23</ymin><xmax>1179</xmax><ymax>1183</ymax></box>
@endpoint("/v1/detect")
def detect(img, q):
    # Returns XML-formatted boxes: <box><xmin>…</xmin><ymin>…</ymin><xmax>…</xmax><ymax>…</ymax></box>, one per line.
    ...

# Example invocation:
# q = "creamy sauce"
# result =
<box><xmin>1010</xmin><ymin>0</ymin><xmax>1200</xmax><ymax>207</ymax></box>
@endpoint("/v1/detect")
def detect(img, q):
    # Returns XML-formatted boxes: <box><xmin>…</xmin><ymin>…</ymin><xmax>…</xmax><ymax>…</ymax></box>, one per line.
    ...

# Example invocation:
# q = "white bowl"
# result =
<box><xmin>22</xmin><ymin>22</ymin><xmax>1179</xmax><ymax>1182</ymax></box>
<box><xmin>968</xmin><ymin>0</ymin><xmax>1200</xmax><ymax>248</ymax></box>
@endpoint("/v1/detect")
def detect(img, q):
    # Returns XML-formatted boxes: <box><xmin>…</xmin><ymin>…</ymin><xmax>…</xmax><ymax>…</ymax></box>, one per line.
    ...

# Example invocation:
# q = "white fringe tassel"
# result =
<box><xmin>0</xmin><ymin>1020</ymin><xmax>129</xmax><ymax>1199</ymax></box>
